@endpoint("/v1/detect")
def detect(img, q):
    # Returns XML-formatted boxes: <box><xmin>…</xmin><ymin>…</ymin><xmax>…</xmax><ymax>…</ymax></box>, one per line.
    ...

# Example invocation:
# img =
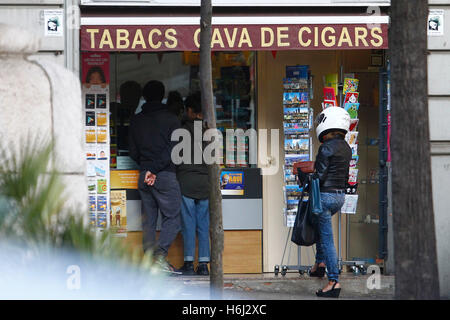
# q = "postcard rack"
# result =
<box><xmin>275</xmin><ymin>66</ymin><xmax>314</xmax><ymax>276</ymax></box>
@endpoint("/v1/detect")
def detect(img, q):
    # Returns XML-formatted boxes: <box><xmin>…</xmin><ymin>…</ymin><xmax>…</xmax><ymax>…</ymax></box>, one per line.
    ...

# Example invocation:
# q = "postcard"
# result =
<box><xmin>285</xmin><ymin>153</ymin><xmax>310</xmax><ymax>166</ymax></box>
<box><xmin>285</xmin><ymin>138</ymin><xmax>309</xmax><ymax>153</ymax></box>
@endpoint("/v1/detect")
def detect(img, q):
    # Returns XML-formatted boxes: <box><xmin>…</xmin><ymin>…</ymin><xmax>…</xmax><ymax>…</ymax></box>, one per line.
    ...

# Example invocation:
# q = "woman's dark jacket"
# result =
<box><xmin>176</xmin><ymin>119</ymin><xmax>210</xmax><ymax>200</ymax></box>
<box><xmin>314</xmin><ymin>136</ymin><xmax>352</xmax><ymax>192</ymax></box>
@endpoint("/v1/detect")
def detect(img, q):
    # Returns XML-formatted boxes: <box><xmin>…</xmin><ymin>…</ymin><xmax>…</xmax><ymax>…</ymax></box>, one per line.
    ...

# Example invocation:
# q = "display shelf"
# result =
<box><xmin>282</xmin><ymin>65</ymin><xmax>313</xmax><ymax>227</ymax></box>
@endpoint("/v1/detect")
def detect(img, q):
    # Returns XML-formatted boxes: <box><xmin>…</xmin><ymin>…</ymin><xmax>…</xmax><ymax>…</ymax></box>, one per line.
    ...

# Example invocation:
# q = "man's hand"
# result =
<box><xmin>144</xmin><ymin>171</ymin><xmax>156</xmax><ymax>186</ymax></box>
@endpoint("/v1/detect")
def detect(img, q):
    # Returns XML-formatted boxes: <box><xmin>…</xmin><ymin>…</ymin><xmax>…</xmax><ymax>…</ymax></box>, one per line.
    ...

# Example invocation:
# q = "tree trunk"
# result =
<box><xmin>390</xmin><ymin>0</ymin><xmax>440</xmax><ymax>299</ymax></box>
<box><xmin>199</xmin><ymin>0</ymin><xmax>224</xmax><ymax>299</ymax></box>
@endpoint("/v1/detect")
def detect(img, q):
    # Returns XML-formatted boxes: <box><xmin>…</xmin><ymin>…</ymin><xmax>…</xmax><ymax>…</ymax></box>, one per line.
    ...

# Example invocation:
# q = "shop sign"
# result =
<box><xmin>81</xmin><ymin>24</ymin><xmax>388</xmax><ymax>51</ymax></box>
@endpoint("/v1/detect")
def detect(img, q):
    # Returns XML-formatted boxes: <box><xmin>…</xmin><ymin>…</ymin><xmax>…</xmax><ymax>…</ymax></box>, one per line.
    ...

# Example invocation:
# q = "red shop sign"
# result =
<box><xmin>80</xmin><ymin>24</ymin><xmax>388</xmax><ymax>52</ymax></box>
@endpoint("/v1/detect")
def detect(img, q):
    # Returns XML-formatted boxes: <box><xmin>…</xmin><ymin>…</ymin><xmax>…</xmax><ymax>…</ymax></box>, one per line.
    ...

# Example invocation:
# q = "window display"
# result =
<box><xmin>109</xmin><ymin>51</ymin><xmax>257</xmax><ymax>169</ymax></box>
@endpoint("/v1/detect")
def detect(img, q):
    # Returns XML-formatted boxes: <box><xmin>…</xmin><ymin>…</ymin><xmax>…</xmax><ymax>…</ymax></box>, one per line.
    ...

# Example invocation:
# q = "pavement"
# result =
<box><xmin>170</xmin><ymin>271</ymin><xmax>395</xmax><ymax>300</ymax></box>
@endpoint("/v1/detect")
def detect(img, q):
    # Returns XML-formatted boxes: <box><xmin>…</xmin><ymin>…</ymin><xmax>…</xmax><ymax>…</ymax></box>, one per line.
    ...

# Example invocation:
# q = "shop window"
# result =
<box><xmin>110</xmin><ymin>51</ymin><xmax>257</xmax><ymax>170</ymax></box>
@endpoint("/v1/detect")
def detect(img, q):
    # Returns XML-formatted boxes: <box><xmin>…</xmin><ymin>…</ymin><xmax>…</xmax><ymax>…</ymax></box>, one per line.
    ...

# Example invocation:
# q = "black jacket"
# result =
<box><xmin>129</xmin><ymin>102</ymin><xmax>181</xmax><ymax>174</ymax></box>
<box><xmin>314</xmin><ymin>136</ymin><xmax>352</xmax><ymax>191</ymax></box>
<box><xmin>176</xmin><ymin>120</ymin><xmax>210</xmax><ymax>200</ymax></box>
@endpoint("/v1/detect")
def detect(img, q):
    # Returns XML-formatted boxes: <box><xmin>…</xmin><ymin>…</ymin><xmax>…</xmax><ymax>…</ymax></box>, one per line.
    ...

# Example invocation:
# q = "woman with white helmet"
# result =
<box><xmin>310</xmin><ymin>106</ymin><xmax>352</xmax><ymax>298</ymax></box>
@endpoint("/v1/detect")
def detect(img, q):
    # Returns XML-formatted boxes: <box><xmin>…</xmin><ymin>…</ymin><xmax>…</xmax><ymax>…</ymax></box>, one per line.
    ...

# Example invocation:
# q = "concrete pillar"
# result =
<box><xmin>0</xmin><ymin>23</ymin><xmax>87</xmax><ymax>216</ymax></box>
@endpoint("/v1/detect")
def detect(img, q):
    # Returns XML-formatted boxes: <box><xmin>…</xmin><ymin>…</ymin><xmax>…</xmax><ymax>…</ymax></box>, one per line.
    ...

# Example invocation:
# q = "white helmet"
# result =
<box><xmin>315</xmin><ymin>107</ymin><xmax>351</xmax><ymax>142</ymax></box>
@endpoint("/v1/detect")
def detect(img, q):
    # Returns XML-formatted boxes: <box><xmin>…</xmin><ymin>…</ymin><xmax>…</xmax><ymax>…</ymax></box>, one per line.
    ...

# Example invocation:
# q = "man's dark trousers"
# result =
<box><xmin>138</xmin><ymin>170</ymin><xmax>181</xmax><ymax>258</ymax></box>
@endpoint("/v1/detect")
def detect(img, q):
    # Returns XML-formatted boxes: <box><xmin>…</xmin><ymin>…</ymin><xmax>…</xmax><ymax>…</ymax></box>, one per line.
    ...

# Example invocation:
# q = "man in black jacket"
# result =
<box><xmin>129</xmin><ymin>80</ymin><xmax>182</xmax><ymax>274</ymax></box>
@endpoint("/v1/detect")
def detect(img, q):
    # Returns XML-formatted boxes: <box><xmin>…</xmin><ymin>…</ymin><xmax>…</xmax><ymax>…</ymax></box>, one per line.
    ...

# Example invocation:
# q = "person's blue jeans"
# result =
<box><xmin>180</xmin><ymin>195</ymin><xmax>210</xmax><ymax>263</ymax></box>
<box><xmin>315</xmin><ymin>192</ymin><xmax>346</xmax><ymax>282</ymax></box>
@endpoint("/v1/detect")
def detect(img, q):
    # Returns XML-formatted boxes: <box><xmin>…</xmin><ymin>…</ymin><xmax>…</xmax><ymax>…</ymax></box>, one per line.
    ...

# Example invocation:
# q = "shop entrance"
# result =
<box><xmin>257</xmin><ymin>49</ymin><xmax>388</xmax><ymax>273</ymax></box>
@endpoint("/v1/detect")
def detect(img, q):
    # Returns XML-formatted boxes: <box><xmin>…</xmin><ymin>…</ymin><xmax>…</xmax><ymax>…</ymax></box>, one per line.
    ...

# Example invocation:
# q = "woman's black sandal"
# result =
<box><xmin>316</xmin><ymin>280</ymin><xmax>341</xmax><ymax>298</ymax></box>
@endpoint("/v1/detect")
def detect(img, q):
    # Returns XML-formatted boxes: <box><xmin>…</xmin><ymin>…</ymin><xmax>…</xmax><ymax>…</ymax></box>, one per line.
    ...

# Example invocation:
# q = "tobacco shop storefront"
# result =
<box><xmin>80</xmin><ymin>11</ymin><xmax>389</xmax><ymax>274</ymax></box>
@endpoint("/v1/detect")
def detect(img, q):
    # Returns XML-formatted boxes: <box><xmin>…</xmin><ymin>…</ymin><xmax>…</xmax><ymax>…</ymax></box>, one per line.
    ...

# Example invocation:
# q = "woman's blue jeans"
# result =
<box><xmin>180</xmin><ymin>195</ymin><xmax>210</xmax><ymax>263</ymax></box>
<box><xmin>315</xmin><ymin>192</ymin><xmax>346</xmax><ymax>282</ymax></box>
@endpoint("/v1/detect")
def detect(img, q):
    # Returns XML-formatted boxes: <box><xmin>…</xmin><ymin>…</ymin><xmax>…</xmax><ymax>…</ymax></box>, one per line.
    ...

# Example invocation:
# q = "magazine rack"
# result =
<box><xmin>337</xmin><ymin>65</ymin><xmax>366</xmax><ymax>275</ymax></box>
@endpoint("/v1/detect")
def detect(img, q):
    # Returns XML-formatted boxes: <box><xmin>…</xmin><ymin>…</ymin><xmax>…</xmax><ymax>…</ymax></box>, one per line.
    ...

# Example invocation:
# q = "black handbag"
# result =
<box><xmin>291</xmin><ymin>180</ymin><xmax>320</xmax><ymax>246</ymax></box>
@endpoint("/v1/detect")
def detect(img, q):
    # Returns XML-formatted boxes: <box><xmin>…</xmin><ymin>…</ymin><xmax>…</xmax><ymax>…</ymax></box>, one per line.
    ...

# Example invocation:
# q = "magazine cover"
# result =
<box><xmin>324</xmin><ymin>73</ymin><xmax>339</xmax><ymax>95</ymax></box>
<box><xmin>341</xmin><ymin>194</ymin><xmax>358</xmax><ymax>214</ymax></box>
<box><xmin>85</xmin><ymin>128</ymin><xmax>96</xmax><ymax>143</ymax></box>
<box><xmin>350</xmin><ymin>155</ymin><xmax>359</xmax><ymax>168</ymax></box>
<box><xmin>348</xmin><ymin>168</ymin><xmax>359</xmax><ymax>185</ymax></box>
<box><xmin>344</xmin><ymin>92</ymin><xmax>359</xmax><ymax>104</ymax></box>
<box><xmin>96</xmin><ymin>112</ymin><xmax>108</xmax><ymax>126</ymax></box>
<box><xmin>349</xmin><ymin>119</ymin><xmax>359</xmax><ymax>132</ymax></box>
<box><xmin>323</xmin><ymin>87</ymin><xmax>338</xmax><ymax>106</ymax></box>
<box><xmin>110</xmin><ymin>190</ymin><xmax>127</xmax><ymax>236</ymax></box>
<box><xmin>346</xmin><ymin>131</ymin><xmax>359</xmax><ymax>145</ymax></box>
<box><xmin>344</xmin><ymin>103</ymin><xmax>359</xmax><ymax>119</ymax></box>
<box><xmin>351</xmin><ymin>144</ymin><xmax>358</xmax><ymax>157</ymax></box>
<box><xmin>343</xmin><ymin>78</ymin><xmax>359</xmax><ymax>95</ymax></box>
<box><xmin>220</xmin><ymin>171</ymin><xmax>244</xmax><ymax>196</ymax></box>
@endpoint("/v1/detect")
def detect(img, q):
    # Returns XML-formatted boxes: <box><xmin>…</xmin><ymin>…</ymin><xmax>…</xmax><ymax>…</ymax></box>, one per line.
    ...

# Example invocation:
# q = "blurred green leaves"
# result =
<box><xmin>0</xmin><ymin>138</ymin><xmax>157</xmax><ymax>273</ymax></box>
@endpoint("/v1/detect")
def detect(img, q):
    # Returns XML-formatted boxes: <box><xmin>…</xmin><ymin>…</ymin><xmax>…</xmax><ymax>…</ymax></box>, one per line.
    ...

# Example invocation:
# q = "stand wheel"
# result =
<box><xmin>359</xmin><ymin>265</ymin><xmax>367</xmax><ymax>275</ymax></box>
<box><xmin>274</xmin><ymin>265</ymin><xmax>280</xmax><ymax>276</ymax></box>
<box><xmin>281</xmin><ymin>265</ymin><xmax>287</xmax><ymax>277</ymax></box>
<box><xmin>351</xmin><ymin>266</ymin><xmax>360</xmax><ymax>275</ymax></box>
